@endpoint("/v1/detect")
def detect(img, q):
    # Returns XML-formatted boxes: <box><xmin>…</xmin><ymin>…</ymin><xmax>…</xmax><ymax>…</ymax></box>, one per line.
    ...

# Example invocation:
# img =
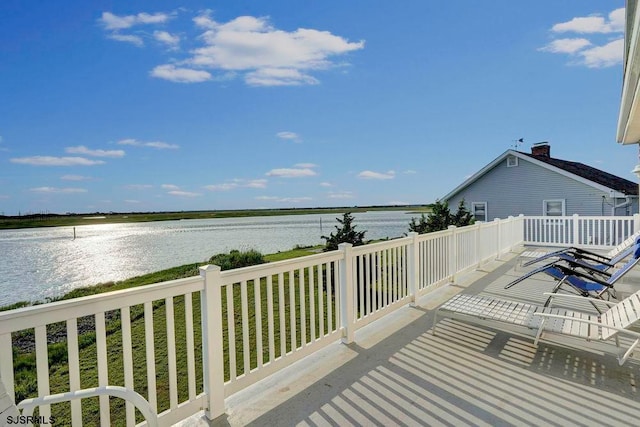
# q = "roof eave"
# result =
<box><xmin>617</xmin><ymin>0</ymin><xmax>640</xmax><ymax>145</ymax></box>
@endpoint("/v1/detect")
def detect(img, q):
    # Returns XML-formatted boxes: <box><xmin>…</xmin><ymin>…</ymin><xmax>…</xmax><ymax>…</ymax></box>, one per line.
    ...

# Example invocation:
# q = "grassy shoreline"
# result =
<box><xmin>1</xmin><ymin>245</ymin><xmax>322</xmax><ymax>312</ymax></box>
<box><xmin>5</xmin><ymin>245</ymin><xmax>329</xmax><ymax>425</ymax></box>
<box><xmin>0</xmin><ymin>205</ymin><xmax>431</xmax><ymax>230</ymax></box>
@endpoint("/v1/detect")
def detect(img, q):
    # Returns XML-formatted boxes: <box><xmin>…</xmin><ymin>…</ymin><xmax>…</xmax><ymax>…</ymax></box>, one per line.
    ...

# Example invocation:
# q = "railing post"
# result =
<box><xmin>494</xmin><ymin>218</ymin><xmax>502</xmax><ymax>259</ymax></box>
<box><xmin>407</xmin><ymin>232</ymin><xmax>419</xmax><ymax>304</ymax></box>
<box><xmin>518</xmin><ymin>214</ymin><xmax>525</xmax><ymax>245</ymax></box>
<box><xmin>634</xmin><ymin>213</ymin><xmax>640</xmax><ymax>233</ymax></box>
<box><xmin>199</xmin><ymin>265</ymin><xmax>225</xmax><ymax>421</ymax></box>
<box><xmin>475</xmin><ymin>221</ymin><xmax>482</xmax><ymax>268</ymax></box>
<box><xmin>447</xmin><ymin>225</ymin><xmax>457</xmax><ymax>282</ymax></box>
<box><xmin>338</xmin><ymin>243</ymin><xmax>355</xmax><ymax>344</ymax></box>
<box><xmin>506</xmin><ymin>216</ymin><xmax>514</xmax><ymax>251</ymax></box>
<box><xmin>572</xmin><ymin>214</ymin><xmax>580</xmax><ymax>246</ymax></box>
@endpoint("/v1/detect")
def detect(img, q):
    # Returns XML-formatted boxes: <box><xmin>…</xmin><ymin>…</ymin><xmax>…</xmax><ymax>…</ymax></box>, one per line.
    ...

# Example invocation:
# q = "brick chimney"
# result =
<box><xmin>531</xmin><ymin>142</ymin><xmax>550</xmax><ymax>157</ymax></box>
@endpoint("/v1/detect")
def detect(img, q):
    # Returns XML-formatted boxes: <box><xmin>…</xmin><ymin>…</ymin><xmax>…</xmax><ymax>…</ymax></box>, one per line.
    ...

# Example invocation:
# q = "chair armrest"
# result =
<box><xmin>542</xmin><ymin>292</ymin><xmax>618</xmax><ymax>307</ymax></box>
<box><xmin>17</xmin><ymin>386</ymin><xmax>157</xmax><ymax>427</ymax></box>
<box><xmin>560</xmin><ymin>259</ymin><xmax>612</xmax><ymax>278</ymax></box>
<box><xmin>555</xmin><ymin>264</ymin><xmax>612</xmax><ymax>286</ymax></box>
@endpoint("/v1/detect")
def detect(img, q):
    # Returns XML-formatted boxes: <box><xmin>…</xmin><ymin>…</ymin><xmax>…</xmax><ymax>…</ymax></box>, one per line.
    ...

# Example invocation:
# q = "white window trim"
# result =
<box><xmin>471</xmin><ymin>202</ymin><xmax>488</xmax><ymax>222</ymax></box>
<box><xmin>543</xmin><ymin>199</ymin><xmax>566</xmax><ymax>216</ymax></box>
<box><xmin>506</xmin><ymin>156</ymin><xmax>518</xmax><ymax>167</ymax></box>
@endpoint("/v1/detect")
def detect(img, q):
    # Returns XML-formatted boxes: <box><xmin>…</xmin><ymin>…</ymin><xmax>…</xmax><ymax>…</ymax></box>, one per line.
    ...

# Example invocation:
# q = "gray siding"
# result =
<box><xmin>445</xmin><ymin>157</ymin><xmax>638</xmax><ymax>220</ymax></box>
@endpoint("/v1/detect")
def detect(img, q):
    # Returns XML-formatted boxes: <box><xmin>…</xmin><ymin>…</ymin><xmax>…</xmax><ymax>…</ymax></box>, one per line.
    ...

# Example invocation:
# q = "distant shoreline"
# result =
<box><xmin>0</xmin><ymin>205</ymin><xmax>432</xmax><ymax>230</ymax></box>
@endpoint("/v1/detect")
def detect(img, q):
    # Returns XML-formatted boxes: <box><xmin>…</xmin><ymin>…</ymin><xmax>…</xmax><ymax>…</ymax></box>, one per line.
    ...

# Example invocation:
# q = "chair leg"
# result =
<box><xmin>618</xmin><ymin>338</ymin><xmax>640</xmax><ymax>365</ymax></box>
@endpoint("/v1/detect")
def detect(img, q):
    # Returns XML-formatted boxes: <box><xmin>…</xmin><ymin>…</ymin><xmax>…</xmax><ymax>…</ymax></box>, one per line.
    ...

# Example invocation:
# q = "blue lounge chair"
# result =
<box><xmin>521</xmin><ymin>236</ymin><xmax>640</xmax><ymax>269</ymax></box>
<box><xmin>505</xmin><ymin>243</ymin><xmax>640</xmax><ymax>311</ymax></box>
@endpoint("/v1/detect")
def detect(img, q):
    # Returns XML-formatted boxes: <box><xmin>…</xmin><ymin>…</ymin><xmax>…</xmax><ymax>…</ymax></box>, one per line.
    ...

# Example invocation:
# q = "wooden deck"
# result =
<box><xmin>179</xmin><ymin>250</ymin><xmax>640</xmax><ymax>426</ymax></box>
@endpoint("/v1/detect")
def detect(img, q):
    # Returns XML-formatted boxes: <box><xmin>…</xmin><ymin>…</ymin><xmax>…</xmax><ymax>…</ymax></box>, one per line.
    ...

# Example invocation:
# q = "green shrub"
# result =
<box><xmin>209</xmin><ymin>249</ymin><xmax>266</xmax><ymax>270</ymax></box>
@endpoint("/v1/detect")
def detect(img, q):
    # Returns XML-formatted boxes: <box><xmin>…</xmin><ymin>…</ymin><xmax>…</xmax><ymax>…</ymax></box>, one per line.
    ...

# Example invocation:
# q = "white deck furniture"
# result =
<box><xmin>433</xmin><ymin>290</ymin><xmax>640</xmax><ymax>365</ymax></box>
<box><xmin>0</xmin><ymin>379</ymin><xmax>158</xmax><ymax>427</ymax></box>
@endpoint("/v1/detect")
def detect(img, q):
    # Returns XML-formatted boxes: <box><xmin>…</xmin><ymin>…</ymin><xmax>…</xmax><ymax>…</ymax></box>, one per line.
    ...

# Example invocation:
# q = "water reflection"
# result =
<box><xmin>0</xmin><ymin>211</ymin><xmax>415</xmax><ymax>305</ymax></box>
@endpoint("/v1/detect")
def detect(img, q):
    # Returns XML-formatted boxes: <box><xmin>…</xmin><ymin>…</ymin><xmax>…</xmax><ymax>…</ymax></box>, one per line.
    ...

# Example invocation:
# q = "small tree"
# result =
<box><xmin>424</xmin><ymin>200</ymin><xmax>453</xmax><ymax>232</ymax></box>
<box><xmin>408</xmin><ymin>199</ymin><xmax>475</xmax><ymax>234</ymax></box>
<box><xmin>321</xmin><ymin>212</ymin><xmax>366</xmax><ymax>251</ymax></box>
<box><xmin>452</xmin><ymin>199</ymin><xmax>474</xmax><ymax>227</ymax></box>
<box><xmin>408</xmin><ymin>213</ymin><xmax>429</xmax><ymax>234</ymax></box>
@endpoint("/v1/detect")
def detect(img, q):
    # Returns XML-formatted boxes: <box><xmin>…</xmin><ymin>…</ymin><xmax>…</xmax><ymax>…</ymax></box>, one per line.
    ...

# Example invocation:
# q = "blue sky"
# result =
<box><xmin>0</xmin><ymin>1</ymin><xmax>633</xmax><ymax>215</ymax></box>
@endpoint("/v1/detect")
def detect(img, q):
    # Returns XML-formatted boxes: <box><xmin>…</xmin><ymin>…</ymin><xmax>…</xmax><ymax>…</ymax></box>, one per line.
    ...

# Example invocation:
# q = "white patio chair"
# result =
<box><xmin>432</xmin><ymin>290</ymin><xmax>640</xmax><ymax>365</ymax></box>
<box><xmin>0</xmin><ymin>378</ymin><xmax>158</xmax><ymax>427</ymax></box>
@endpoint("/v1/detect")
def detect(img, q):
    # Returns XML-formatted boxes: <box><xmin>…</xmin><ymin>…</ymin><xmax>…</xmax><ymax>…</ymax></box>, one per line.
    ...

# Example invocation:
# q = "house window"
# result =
<box><xmin>472</xmin><ymin>202</ymin><xmax>488</xmax><ymax>222</ymax></box>
<box><xmin>543</xmin><ymin>199</ymin><xmax>565</xmax><ymax>216</ymax></box>
<box><xmin>506</xmin><ymin>156</ymin><xmax>518</xmax><ymax>167</ymax></box>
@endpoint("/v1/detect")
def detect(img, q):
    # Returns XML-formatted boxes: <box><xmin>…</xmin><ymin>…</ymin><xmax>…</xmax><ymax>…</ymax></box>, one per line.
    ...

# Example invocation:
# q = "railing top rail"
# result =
<box><xmin>523</xmin><ymin>215</ymin><xmax>636</xmax><ymax>220</ymax></box>
<box><xmin>350</xmin><ymin>236</ymin><xmax>412</xmax><ymax>254</ymax></box>
<box><xmin>0</xmin><ymin>276</ymin><xmax>204</xmax><ymax>334</ymax></box>
<box><xmin>220</xmin><ymin>250</ymin><xmax>343</xmax><ymax>284</ymax></box>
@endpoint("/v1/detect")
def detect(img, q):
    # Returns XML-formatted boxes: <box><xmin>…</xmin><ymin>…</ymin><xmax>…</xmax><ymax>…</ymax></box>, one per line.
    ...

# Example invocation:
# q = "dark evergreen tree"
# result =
<box><xmin>408</xmin><ymin>199</ymin><xmax>475</xmax><ymax>234</ymax></box>
<box><xmin>408</xmin><ymin>213</ymin><xmax>429</xmax><ymax>234</ymax></box>
<box><xmin>452</xmin><ymin>199</ymin><xmax>475</xmax><ymax>227</ymax></box>
<box><xmin>424</xmin><ymin>200</ymin><xmax>453</xmax><ymax>232</ymax></box>
<box><xmin>321</xmin><ymin>212</ymin><xmax>366</xmax><ymax>251</ymax></box>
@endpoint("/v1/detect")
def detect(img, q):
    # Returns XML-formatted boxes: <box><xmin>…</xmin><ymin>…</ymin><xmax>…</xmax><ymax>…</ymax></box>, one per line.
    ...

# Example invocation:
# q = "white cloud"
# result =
<box><xmin>541</xmin><ymin>7</ymin><xmax>624</xmax><ymax>68</ymax></box>
<box><xmin>151</xmin><ymin>64</ymin><xmax>212</xmax><ymax>83</ymax></box>
<box><xmin>256</xmin><ymin>195</ymin><xmax>312</xmax><ymax>203</ymax></box>
<box><xmin>107</xmin><ymin>33</ymin><xmax>144</xmax><ymax>47</ymax></box>
<box><xmin>539</xmin><ymin>38</ymin><xmax>592</xmax><ymax>54</ymax></box>
<box><xmin>357</xmin><ymin>170</ymin><xmax>395</xmax><ymax>180</ymax></box>
<box><xmin>327</xmin><ymin>191</ymin><xmax>354</xmax><ymax>199</ymax></box>
<box><xmin>167</xmin><ymin>190</ymin><xmax>201</xmax><ymax>197</ymax></box>
<box><xmin>61</xmin><ymin>175</ymin><xmax>92</xmax><ymax>181</ymax></box>
<box><xmin>244</xmin><ymin>179</ymin><xmax>268</xmax><ymax>188</ymax></box>
<box><xmin>276</xmin><ymin>131</ymin><xmax>301</xmax><ymax>142</ymax></box>
<box><xmin>266</xmin><ymin>167</ymin><xmax>317</xmax><ymax>178</ymax></box>
<box><xmin>204</xmin><ymin>183</ymin><xmax>238</xmax><ymax>191</ymax></box>
<box><xmin>65</xmin><ymin>145</ymin><xmax>125</xmax><ymax>158</ymax></box>
<box><xmin>278</xmin><ymin>196</ymin><xmax>312</xmax><ymax>203</ymax></box>
<box><xmin>551</xmin><ymin>8</ymin><xmax>625</xmax><ymax>34</ymax></box>
<box><xmin>246</xmin><ymin>68</ymin><xmax>319</xmax><ymax>87</ymax></box>
<box><xmin>205</xmin><ymin>178</ymin><xmax>268</xmax><ymax>191</ymax></box>
<box><xmin>125</xmin><ymin>199</ymin><xmax>141</xmax><ymax>204</ymax></box>
<box><xmin>10</xmin><ymin>156</ymin><xmax>105</xmax><ymax>166</ymax></box>
<box><xmin>29</xmin><ymin>187</ymin><xmax>88</xmax><ymax>193</ymax></box>
<box><xmin>184</xmin><ymin>12</ymin><xmax>364</xmax><ymax>86</ymax></box>
<box><xmin>320</xmin><ymin>182</ymin><xmax>333</xmax><ymax>187</ymax></box>
<box><xmin>102</xmin><ymin>10</ymin><xmax>364</xmax><ymax>86</ymax></box>
<box><xmin>125</xmin><ymin>184</ymin><xmax>153</xmax><ymax>190</ymax></box>
<box><xmin>579</xmin><ymin>38</ymin><xmax>624</xmax><ymax>68</ymax></box>
<box><xmin>294</xmin><ymin>162</ymin><xmax>317</xmax><ymax>168</ymax></box>
<box><xmin>154</xmin><ymin>31</ymin><xmax>180</xmax><ymax>49</ymax></box>
<box><xmin>117</xmin><ymin>138</ymin><xmax>179</xmax><ymax>149</ymax></box>
<box><xmin>161</xmin><ymin>184</ymin><xmax>180</xmax><ymax>190</ymax></box>
<box><xmin>403</xmin><ymin>169</ymin><xmax>417</xmax><ymax>175</ymax></box>
<box><xmin>99</xmin><ymin>11</ymin><xmax>171</xmax><ymax>30</ymax></box>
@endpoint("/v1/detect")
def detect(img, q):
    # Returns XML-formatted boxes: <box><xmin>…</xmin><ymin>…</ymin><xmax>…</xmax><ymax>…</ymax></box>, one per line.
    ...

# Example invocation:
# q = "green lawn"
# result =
<box><xmin>8</xmin><ymin>245</ymin><xmax>337</xmax><ymax>425</ymax></box>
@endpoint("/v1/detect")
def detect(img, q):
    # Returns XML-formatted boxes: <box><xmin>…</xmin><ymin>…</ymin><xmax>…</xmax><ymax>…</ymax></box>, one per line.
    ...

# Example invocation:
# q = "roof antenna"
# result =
<box><xmin>512</xmin><ymin>138</ymin><xmax>524</xmax><ymax>150</ymax></box>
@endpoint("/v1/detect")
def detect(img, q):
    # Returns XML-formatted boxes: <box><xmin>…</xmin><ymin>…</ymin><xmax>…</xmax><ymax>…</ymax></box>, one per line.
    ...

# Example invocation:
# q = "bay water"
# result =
<box><xmin>0</xmin><ymin>211</ymin><xmax>416</xmax><ymax>306</ymax></box>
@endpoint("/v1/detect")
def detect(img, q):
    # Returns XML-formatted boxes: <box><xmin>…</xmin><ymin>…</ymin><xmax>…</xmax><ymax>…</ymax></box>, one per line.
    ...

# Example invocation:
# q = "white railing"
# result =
<box><xmin>523</xmin><ymin>214</ymin><xmax>640</xmax><ymax>248</ymax></box>
<box><xmin>0</xmin><ymin>214</ymin><xmax>569</xmax><ymax>426</ymax></box>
